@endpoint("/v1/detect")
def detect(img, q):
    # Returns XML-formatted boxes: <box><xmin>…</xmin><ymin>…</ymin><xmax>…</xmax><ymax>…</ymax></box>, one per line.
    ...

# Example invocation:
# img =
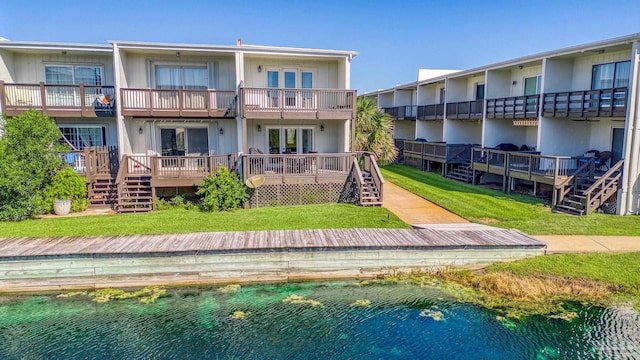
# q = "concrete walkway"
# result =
<box><xmin>383</xmin><ymin>182</ymin><xmax>467</xmax><ymax>225</ymax></box>
<box><xmin>536</xmin><ymin>235</ymin><xmax>640</xmax><ymax>254</ymax></box>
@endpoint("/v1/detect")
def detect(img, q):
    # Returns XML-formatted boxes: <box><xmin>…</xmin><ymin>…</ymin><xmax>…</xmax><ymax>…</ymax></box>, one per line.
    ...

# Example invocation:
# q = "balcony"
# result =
<box><xmin>486</xmin><ymin>95</ymin><xmax>539</xmax><ymax>119</ymax></box>
<box><xmin>0</xmin><ymin>81</ymin><xmax>115</xmax><ymax>118</ymax></box>
<box><xmin>241</xmin><ymin>88</ymin><xmax>355</xmax><ymax>120</ymax></box>
<box><xmin>381</xmin><ymin>105</ymin><xmax>417</xmax><ymax>120</ymax></box>
<box><xmin>120</xmin><ymin>88</ymin><xmax>236</xmax><ymax>118</ymax></box>
<box><xmin>446</xmin><ymin>100</ymin><xmax>484</xmax><ymax>120</ymax></box>
<box><xmin>417</xmin><ymin>104</ymin><xmax>444</xmax><ymax>120</ymax></box>
<box><xmin>542</xmin><ymin>88</ymin><xmax>628</xmax><ymax>118</ymax></box>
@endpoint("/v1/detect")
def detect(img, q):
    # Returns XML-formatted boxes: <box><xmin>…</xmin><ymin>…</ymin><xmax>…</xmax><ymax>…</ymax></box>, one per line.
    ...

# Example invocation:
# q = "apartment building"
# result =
<box><xmin>363</xmin><ymin>34</ymin><xmax>640</xmax><ymax>216</ymax></box>
<box><xmin>0</xmin><ymin>38</ymin><xmax>383</xmax><ymax>211</ymax></box>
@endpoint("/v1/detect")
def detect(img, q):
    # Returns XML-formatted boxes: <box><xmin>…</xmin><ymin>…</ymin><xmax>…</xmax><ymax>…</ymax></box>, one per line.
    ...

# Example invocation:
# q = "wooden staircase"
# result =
<box><xmin>555</xmin><ymin>159</ymin><xmax>623</xmax><ymax>216</ymax></box>
<box><xmin>446</xmin><ymin>163</ymin><xmax>473</xmax><ymax>183</ymax></box>
<box><xmin>117</xmin><ymin>174</ymin><xmax>153</xmax><ymax>213</ymax></box>
<box><xmin>88</xmin><ymin>178</ymin><xmax>118</xmax><ymax>206</ymax></box>
<box><xmin>361</xmin><ymin>170</ymin><xmax>383</xmax><ymax>206</ymax></box>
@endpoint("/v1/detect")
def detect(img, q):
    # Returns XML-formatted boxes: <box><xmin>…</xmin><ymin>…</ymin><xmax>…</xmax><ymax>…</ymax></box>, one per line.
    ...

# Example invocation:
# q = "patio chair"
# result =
<box><xmin>595</xmin><ymin>151</ymin><xmax>612</xmax><ymax>171</ymax></box>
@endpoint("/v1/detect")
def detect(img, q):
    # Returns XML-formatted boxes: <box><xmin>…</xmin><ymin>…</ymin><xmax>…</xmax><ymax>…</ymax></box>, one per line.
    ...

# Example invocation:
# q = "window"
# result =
<box><xmin>439</xmin><ymin>88</ymin><xmax>446</xmax><ymax>104</ymax></box>
<box><xmin>524</xmin><ymin>75</ymin><xmax>541</xmax><ymax>95</ymax></box>
<box><xmin>59</xmin><ymin>126</ymin><xmax>105</xmax><ymax>150</ymax></box>
<box><xmin>592</xmin><ymin>60</ymin><xmax>631</xmax><ymax>90</ymax></box>
<box><xmin>475</xmin><ymin>83</ymin><xmax>485</xmax><ymax>100</ymax></box>
<box><xmin>267</xmin><ymin>126</ymin><xmax>314</xmax><ymax>154</ymax></box>
<box><xmin>160</xmin><ymin>127</ymin><xmax>209</xmax><ymax>156</ymax></box>
<box><xmin>155</xmin><ymin>65</ymin><xmax>208</xmax><ymax>90</ymax></box>
<box><xmin>45</xmin><ymin>65</ymin><xmax>102</xmax><ymax>85</ymax></box>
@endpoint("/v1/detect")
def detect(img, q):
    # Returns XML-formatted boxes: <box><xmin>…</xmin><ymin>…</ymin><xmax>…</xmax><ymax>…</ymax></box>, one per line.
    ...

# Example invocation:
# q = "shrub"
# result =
<box><xmin>155</xmin><ymin>195</ymin><xmax>198</xmax><ymax>211</ymax></box>
<box><xmin>196</xmin><ymin>166</ymin><xmax>248</xmax><ymax>212</ymax></box>
<box><xmin>41</xmin><ymin>167</ymin><xmax>89</xmax><ymax>213</ymax></box>
<box><xmin>0</xmin><ymin>110</ymin><xmax>68</xmax><ymax>221</ymax></box>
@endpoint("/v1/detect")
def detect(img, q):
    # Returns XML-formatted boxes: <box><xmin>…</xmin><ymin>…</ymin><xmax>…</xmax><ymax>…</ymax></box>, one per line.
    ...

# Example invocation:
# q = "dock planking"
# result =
<box><xmin>0</xmin><ymin>227</ymin><xmax>546</xmax><ymax>259</ymax></box>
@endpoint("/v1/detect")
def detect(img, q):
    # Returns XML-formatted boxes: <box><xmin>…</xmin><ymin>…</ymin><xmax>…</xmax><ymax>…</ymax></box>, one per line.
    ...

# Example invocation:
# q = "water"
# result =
<box><xmin>0</xmin><ymin>281</ymin><xmax>639</xmax><ymax>359</ymax></box>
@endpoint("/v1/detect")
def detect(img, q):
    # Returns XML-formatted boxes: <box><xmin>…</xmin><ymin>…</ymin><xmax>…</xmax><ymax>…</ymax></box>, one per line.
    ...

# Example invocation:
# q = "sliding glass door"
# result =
<box><xmin>268</xmin><ymin>127</ymin><xmax>314</xmax><ymax>154</ymax></box>
<box><xmin>160</xmin><ymin>127</ymin><xmax>209</xmax><ymax>156</ymax></box>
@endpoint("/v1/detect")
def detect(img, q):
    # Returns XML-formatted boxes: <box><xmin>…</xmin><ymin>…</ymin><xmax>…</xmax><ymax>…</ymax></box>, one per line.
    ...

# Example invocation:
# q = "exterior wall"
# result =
<box><xmin>588</xmin><ymin>119</ymin><xmax>624</xmax><ymax>151</ymax></box>
<box><xmin>483</xmin><ymin>119</ymin><xmax>533</xmax><ymax>148</ymax></box>
<box><xmin>243</xmin><ymin>56</ymin><xmax>339</xmax><ymax>89</ymax></box>
<box><xmin>509</xmin><ymin>65</ymin><xmax>542</xmax><ymax>97</ymax></box>
<box><xmin>538</xmin><ymin>117</ymin><xmax>590</xmax><ymax>156</ymax></box>
<box><xmin>416</xmin><ymin>121</ymin><xmax>443</xmax><ymax>141</ymax></box>
<box><xmin>417</xmin><ymin>83</ymin><xmax>439</xmax><ymax>104</ymax></box>
<box><xmin>543</xmin><ymin>58</ymin><xmax>574</xmax><ymax>92</ymax></box>
<box><xmin>122</xmin><ymin>52</ymin><xmax>236</xmax><ymax>90</ymax></box>
<box><xmin>444</xmin><ymin>120</ymin><xmax>482</xmax><ymax>144</ymax></box>
<box><xmin>571</xmin><ymin>50</ymin><xmax>631</xmax><ymax>91</ymax></box>
<box><xmin>486</xmin><ymin>70</ymin><xmax>510</xmax><ymax>98</ymax></box>
<box><xmin>0</xmin><ymin>49</ymin><xmax>15</xmax><ymax>82</ymax></box>
<box><xmin>395</xmin><ymin>89</ymin><xmax>416</xmax><ymax>105</ymax></box>
<box><xmin>245</xmin><ymin>119</ymin><xmax>346</xmax><ymax>153</ymax></box>
<box><xmin>393</xmin><ymin>120</ymin><xmax>415</xmax><ymax>140</ymax></box>
<box><xmin>9</xmin><ymin>53</ymin><xmax>114</xmax><ymax>85</ymax></box>
<box><xmin>378</xmin><ymin>92</ymin><xmax>393</xmax><ymax>107</ymax></box>
<box><xmin>447</xmin><ymin>75</ymin><xmax>486</xmax><ymax>101</ymax></box>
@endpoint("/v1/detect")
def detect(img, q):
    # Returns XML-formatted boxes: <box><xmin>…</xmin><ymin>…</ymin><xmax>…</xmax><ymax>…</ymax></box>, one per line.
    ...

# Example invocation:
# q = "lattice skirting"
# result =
<box><xmin>246</xmin><ymin>183</ymin><xmax>347</xmax><ymax>208</ymax></box>
<box><xmin>600</xmin><ymin>192</ymin><xmax>618</xmax><ymax>215</ymax></box>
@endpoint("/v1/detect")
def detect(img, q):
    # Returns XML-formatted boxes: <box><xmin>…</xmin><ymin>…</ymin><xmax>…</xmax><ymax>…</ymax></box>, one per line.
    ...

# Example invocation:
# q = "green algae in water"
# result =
<box><xmin>0</xmin><ymin>281</ymin><xmax>639</xmax><ymax>359</ymax></box>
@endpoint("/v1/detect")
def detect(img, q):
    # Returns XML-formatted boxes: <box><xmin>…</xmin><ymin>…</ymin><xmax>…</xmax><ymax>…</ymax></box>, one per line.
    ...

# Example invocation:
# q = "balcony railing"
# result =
<box><xmin>242</xmin><ymin>153</ymin><xmax>355</xmax><ymax>185</ymax></box>
<box><xmin>381</xmin><ymin>105</ymin><xmax>417</xmax><ymax>120</ymax></box>
<box><xmin>417</xmin><ymin>104</ymin><xmax>444</xmax><ymax>120</ymax></box>
<box><xmin>0</xmin><ymin>81</ymin><xmax>115</xmax><ymax>117</ymax></box>
<box><xmin>446</xmin><ymin>100</ymin><xmax>484</xmax><ymax>119</ymax></box>
<box><xmin>241</xmin><ymin>87</ymin><xmax>355</xmax><ymax>120</ymax></box>
<box><xmin>403</xmin><ymin>141</ymin><xmax>472</xmax><ymax>163</ymax></box>
<box><xmin>486</xmin><ymin>95</ymin><xmax>540</xmax><ymax>119</ymax></box>
<box><xmin>542</xmin><ymin>87</ymin><xmax>628</xmax><ymax>118</ymax></box>
<box><xmin>120</xmin><ymin>88</ymin><xmax>236</xmax><ymax>118</ymax></box>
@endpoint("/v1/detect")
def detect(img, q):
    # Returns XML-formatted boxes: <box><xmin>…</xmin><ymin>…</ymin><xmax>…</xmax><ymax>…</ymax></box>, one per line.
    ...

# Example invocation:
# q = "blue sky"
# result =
<box><xmin>1</xmin><ymin>0</ymin><xmax>638</xmax><ymax>93</ymax></box>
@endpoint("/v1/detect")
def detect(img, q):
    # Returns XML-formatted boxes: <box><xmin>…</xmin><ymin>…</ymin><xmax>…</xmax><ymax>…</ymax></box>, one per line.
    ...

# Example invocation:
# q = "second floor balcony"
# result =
<box><xmin>446</xmin><ymin>100</ymin><xmax>484</xmax><ymax>120</ymax></box>
<box><xmin>542</xmin><ymin>87</ymin><xmax>628</xmax><ymax>118</ymax></box>
<box><xmin>417</xmin><ymin>104</ymin><xmax>444</xmax><ymax>120</ymax></box>
<box><xmin>381</xmin><ymin>105</ymin><xmax>417</xmax><ymax>120</ymax></box>
<box><xmin>120</xmin><ymin>88</ymin><xmax>237</xmax><ymax>118</ymax></box>
<box><xmin>486</xmin><ymin>95</ymin><xmax>540</xmax><ymax>119</ymax></box>
<box><xmin>241</xmin><ymin>88</ymin><xmax>355</xmax><ymax>120</ymax></box>
<box><xmin>0</xmin><ymin>81</ymin><xmax>115</xmax><ymax>118</ymax></box>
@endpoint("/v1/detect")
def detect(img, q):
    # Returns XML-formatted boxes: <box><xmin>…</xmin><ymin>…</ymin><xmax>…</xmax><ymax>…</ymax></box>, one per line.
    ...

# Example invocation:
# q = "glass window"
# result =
<box><xmin>524</xmin><ymin>76</ymin><xmax>541</xmax><ymax>96</ymax></box>
<box><xmin>301</xmin><ymin>72</ymin><xmax>313</xmax><ymax>89</ymax></box>
<box><xmin>284</xmin><ymin>71</ymin><xmax>296</xmax><ymax>88</ymax></box>
<box><xmin>439</xmin><ymin>88</ymin><xmax>446</xmax><ymax>104</ymax></box>
<box><xmin>267</xmin><ymin>71</ymin><xmax>279</xmax><ymax>88</ymax></box>
<box><xmin>45</xmin><ymin>65</ymin><xmax>102</xmax><ymax>85</ymax></box>
<box><xmin>302</xmin><ymin>129</ymin><xmax>313</xmax><ymax>153</ymax></box>
<box><xmin>592</xmin><ymin>61</ymin><xmax>630</xmax><ymax>90</ymax></box>
<box><xmin>59</xmin><ymin>126</ymin><xmax>105</xmax><ymax>150</ymax></box>
<box><xmin>475</xmin><ymin>83</ymin><xmax>485</xmax><ymax>100</ymax></box>
<box><xmin>155</xmin><ymin>66</ymin><xmax>208</xmax><ymax>90</ymax></box>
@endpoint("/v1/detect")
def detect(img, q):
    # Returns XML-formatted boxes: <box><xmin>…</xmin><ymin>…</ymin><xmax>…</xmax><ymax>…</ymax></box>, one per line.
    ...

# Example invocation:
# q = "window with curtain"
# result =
<box><xmin>592</xmin><ymin>60</ymin><xmax>630</xmax><ymax>90</ymax></box>
<box><xmin>59</xmin><ymin>126</ymin><xmax>105</xmax><ymax>150</ymax></box>
<box><xmin>155</xmin><ymin>65</ymin><xmax>208</xmax><ymax>90</ymax></box>
<box><xmin>45</xmin><ymin>65</ymin><xmax>102</xmax><ymax>85</ymax></box>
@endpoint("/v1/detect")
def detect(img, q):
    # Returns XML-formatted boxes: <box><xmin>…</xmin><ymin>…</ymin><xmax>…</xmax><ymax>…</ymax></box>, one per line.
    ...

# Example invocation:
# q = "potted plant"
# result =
<box><xmin>42</xmin><ymin>167</ymin><xmax>89</xmax><ymax>215</ymax></box>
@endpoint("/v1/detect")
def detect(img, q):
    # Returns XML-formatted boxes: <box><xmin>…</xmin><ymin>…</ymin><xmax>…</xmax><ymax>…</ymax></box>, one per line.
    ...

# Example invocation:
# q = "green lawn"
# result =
<box><xmin>382</xmin><ymin>165</ymin><xmax>640</xmax><ymax>235</ymax></box>
<box><xmin>0</xmin><ymin>204</ymin><xmax>409</xmax><ymax>237</ymax></box>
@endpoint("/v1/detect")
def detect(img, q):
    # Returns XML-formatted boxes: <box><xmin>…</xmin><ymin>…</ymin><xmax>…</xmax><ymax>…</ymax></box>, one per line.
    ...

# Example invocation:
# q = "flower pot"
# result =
<box><xmin>53</xmin><ymin>199</ymin><xmax>71</xmax><ymax>215</ymax></box>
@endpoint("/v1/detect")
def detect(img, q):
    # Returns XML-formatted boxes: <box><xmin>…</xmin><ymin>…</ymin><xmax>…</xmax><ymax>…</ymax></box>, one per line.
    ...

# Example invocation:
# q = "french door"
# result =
<box><xmin>268</xmin><ymin>127</ymin><xmax>314</xmax><ymax>154</ymax></box>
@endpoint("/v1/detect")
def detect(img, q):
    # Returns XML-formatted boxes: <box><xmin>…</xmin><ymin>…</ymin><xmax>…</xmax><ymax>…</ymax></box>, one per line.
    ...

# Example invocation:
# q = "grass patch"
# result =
<box><xmin>382</xmin><ymin>165</ymin><xmax>640</xmax><ymax>235</ymax></box>
<box><xmin>386</xmin><ymin>252</ymin><xmax>640</xmax><ymax>319</ymax></box>
<box><xmin>0</xmin><ymin>204</ymin><xmax>409</xmax><ymax>237</ymax></box>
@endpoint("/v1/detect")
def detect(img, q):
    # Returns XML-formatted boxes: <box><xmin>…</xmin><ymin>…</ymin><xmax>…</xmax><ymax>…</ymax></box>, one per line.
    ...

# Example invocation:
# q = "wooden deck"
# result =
<box><xmin>0</xmin><ymin>228</ymin><xmax>546</xmax><ymax>292</ymax></box>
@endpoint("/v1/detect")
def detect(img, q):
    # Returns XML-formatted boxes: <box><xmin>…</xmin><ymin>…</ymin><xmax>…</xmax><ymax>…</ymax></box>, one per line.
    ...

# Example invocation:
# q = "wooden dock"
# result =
<box><xmin>0</xmin><ymin>227</ymin><xmax>546</xmax><ymax>292</ymax></box>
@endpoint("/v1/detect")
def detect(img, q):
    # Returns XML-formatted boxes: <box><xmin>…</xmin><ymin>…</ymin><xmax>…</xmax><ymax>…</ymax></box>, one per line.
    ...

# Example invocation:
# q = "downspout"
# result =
<box><xmin>622</xmin><ymin>47</ymin><xmax>640</xmax><ymax>214</ymax></box>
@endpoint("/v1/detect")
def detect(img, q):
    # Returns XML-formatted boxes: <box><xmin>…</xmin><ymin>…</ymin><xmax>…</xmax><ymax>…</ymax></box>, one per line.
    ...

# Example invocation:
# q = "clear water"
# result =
<box><xmin>0</xmin><ymin>281</ymin><xmax>639</xmax><ymax>359</ymax></box>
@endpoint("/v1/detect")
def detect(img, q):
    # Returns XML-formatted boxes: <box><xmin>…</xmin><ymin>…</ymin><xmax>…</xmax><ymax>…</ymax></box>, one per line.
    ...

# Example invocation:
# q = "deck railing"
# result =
<box><xmin>542</xmin><ymin>87</ymin><xmax>628</xmax><ymax>118</ymax></box>
<box><xmin>241</xmin><ymin>87</ymin><xmax>355</xmax><ymax>118</ymax></box>
<box><xmin>446</xmin><ymin>100</ymin><xmax>484</xmax><ymax>119</ymax></box>
<box><xmin>242</xmin><ymin>153</ymin><xmax>355</xmax><ymax>184</ymax></box>
<box><xmin>581</xmin><ymin>160</ymin><xmax>624</xmax><ymax>214</ymax></box>
<box><xmin>404</xmin><ymin>141</ymin><xmax>472</xmax><ymax>162</ymax></box>
<box><xmin>120</xmin><ymin>88</ymin><xmax>236</xmax><ymax>117</ymax></box>
<box><xmin>554</xmin><ymin>157</ymin><xmax>596</xmax><ymax>206</ymax></box>
<box><xmin>486</xmin><ymin>95</ymin><xmax>539</xmax><ymax>119</ymax></box>
<box><xmin>417</xmin><ymin>104</ymin><xmax>444</xmax><ymax>120</ymax></box>
<box><xmin>359</xmin><ymin>152</ymin><xmax>384</xmax><ymax>202</ymax></box>
<box><xmin>83</xmin><ymin>146</ymin><xmax>119</xmax><ymax>183</ymax></box>
<box><xmin>382</xmin><ymin>105</ymin><xmax>417</xmax><ymax>120</ymax></box>
<box><xmin>0</xmin><ymin>81</ymin><xmax>115</xmax><ymax>117</ymax></box>
<box><xmin>116</xmin><ymin>153</ymin><xmax>238</xmax><ymax>179</ymax></box>
<box><xmin>472</xmin><ymin>147</ymin><xmax>586</xmax><ymax>182</ymax></box>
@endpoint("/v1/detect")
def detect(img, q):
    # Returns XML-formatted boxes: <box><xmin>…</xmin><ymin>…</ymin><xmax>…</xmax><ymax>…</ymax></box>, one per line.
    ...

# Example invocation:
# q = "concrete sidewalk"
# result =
<box><xmin>382</xmin><ymin>182</ymin><xmax>467</xmax><ymax>225</ymax></box>
<box><xmin>536</xmin><ymin>235</ymin><xmax>640</xmax><ymax>254</ymax></box>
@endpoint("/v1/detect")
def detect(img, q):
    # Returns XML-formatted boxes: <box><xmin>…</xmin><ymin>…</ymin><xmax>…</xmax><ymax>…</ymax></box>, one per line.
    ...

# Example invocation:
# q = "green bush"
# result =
<box><xmin>0</xmin><ymin>110</ymin><xmax>68</xmax><ymax>221</ymax></box>
<box><xmin>155</xmin><ymin>195</ymin><xmax>198</xmax><ymax>211</ymax></box>
<box><xmin>196</xmin><ymin>166</ymin><xmax>248</xmax><ymax>212</ymax></box>
<box><xmin>41</xmin><ymin>167</ymin><xmax>89</xmax><ymax>213</ymax></box>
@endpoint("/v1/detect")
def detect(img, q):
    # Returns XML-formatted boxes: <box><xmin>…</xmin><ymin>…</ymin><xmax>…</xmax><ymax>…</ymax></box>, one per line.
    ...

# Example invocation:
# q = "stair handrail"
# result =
<box><xmin>582</xmin><ymin>159</ymin><xmax>624</xmax><ymax>214</ymax></box>
<box><xmin>554</xmin><ymin>157</ymin><xmax>595</xmax><ymax>206</ymax></box>
<box><xmin>356</xmin><ymin>151</ymin><xmax>385</xmax><ymax>203</ymax></box>
<box><xmin>447</xmin><ymin>144</ymin><xmax>473</xmax><ymax>162</ymax></box>
<box><xmin>113</xmin><ymin>155</ymin><xmax>129</xmax><ymax>211</ymax></box>
<box><xmin>350</xmin><ymin>157</ymin><xmax>365</xmax><ymax>205</ymax></box>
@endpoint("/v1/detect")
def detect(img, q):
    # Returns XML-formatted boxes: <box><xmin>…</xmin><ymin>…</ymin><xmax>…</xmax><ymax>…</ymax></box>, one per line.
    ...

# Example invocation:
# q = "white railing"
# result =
<box><xmin>242</xmin><ymin>88</ymin><xmax>355</xmax><ymax>113</ymax></box>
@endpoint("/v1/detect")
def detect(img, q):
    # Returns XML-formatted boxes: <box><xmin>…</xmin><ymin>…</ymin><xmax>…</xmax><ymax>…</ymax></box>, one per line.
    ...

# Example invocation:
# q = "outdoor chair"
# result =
<box><xmin>595</xmin><ymin>151</ymin><xmax>612</xmax><ymax>171</ymax></box>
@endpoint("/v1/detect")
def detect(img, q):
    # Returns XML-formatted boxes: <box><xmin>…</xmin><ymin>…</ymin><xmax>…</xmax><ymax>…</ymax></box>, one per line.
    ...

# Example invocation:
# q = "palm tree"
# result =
<box><xmin>355</xmin><ymin>97</ymin><xmax>398</xmax><ymax>165</ymax></box>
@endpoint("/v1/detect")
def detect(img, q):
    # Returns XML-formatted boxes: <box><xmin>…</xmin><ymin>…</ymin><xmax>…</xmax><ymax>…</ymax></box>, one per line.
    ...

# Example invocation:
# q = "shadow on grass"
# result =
<box><xmin>382</xmin><ymin>165</ymin><xmax>545</xmax><ymax>206</ymax></box>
